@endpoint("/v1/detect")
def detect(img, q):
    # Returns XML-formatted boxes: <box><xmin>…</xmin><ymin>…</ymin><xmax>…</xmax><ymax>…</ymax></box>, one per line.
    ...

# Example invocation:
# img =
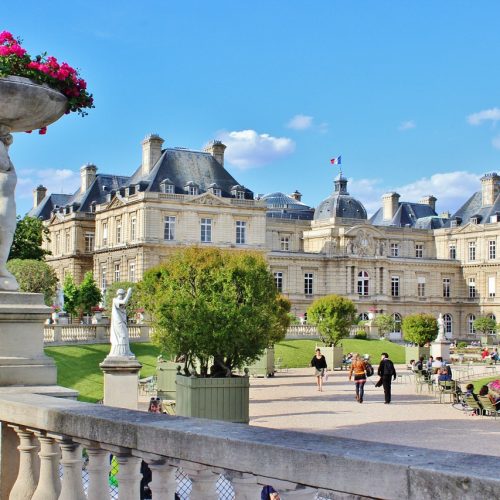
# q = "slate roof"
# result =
<box><xmin>370</xmin><ymin>202</ymin><xmax>439</xmax><ymax>227</ymax></box>
<box><xmin>261</xmin><ymin>192</ymin><xmax>315</xmax><ymax>220</ymax></box>
<box><xmin>447</xmin><ymin>190</ymin><xmax>500</xmax><ymax>226</ymax></box>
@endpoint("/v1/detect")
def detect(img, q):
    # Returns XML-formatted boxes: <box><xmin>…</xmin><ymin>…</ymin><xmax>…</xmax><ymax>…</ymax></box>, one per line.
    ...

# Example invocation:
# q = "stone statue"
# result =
<box><xmin>0</xmin><ymin>131</ymin><xmax>19</xmax><ymax>291</ymax></box>
<box><xmin>109</xmin><ymin>288</ymin><xmax>134</xmax><ymax>357</ymax></box>
<box><xmin>436</xmin><ymin>313</ymin><xmax>446</xmax><ymax>341</ymax></box>
<box><xmin>55</xmin><ymin>283</ymin><xmax>65</xmax><ymax>311</ymax></box>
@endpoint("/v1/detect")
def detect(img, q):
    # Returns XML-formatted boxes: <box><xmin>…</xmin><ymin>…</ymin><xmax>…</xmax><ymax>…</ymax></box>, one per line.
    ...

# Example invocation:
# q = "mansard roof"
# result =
<box><xmin>447</xmin><ymin>190</ymin><xmax>500</xmax><ymax>226</ymax></box>
<box><xmin>128</xmin><ymin>148</ymin><xmax>253</xmax><ymax>199</ymax></box>
<box><xmin>370</xmin><ymin>202</ymin><xmax>438</xmax><ymax>227</ymax></box>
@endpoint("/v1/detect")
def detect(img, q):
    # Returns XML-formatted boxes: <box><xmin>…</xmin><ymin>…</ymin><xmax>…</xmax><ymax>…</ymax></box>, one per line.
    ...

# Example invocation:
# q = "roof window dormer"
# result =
<box><xmin>160</xmin><ymin>178</ymin><xmax>175</xmax><ymax>194</ymax></box>
<box><xmin>208</xmin><ymin>183</ymin><xmax>222</xmax><ymax>197</ymax></box>
<box><xmin>184</xmin><ymin>181</ymin><xmax>199</xmax><ymax>196</ymax></box>
<box><xmin>231</xmin><ymin>184</ymin><xmax>245</xmax><ymax>199</ymax></box>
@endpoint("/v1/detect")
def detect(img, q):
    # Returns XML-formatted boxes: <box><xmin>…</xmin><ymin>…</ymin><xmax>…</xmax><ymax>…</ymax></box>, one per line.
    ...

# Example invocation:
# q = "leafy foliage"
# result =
<box><xmin>77</xmin><ymin>272</ymin><xmax>101</xmax><ymax>315</ymax></box>
<box><xmin>402</xmin><ymin>313</ymin><xmax>438</xmax><ymax>346</ymax></box>
<box><xmin>6</xmin><ymin>258</ymin><xmax>57</xmax><ymax>305</ymax></box>
<box><xmin>62</xmin><ymin>274</ymin><xmax>79</xmax><ymax>317</ymax></box>
<box><xmin>104</xmin><ymin>281</ymin><xmax>139</xmax><ymax>318</ymax></box>
<box><xmin>8</xmin><ymin>215</ymin><xmax>50</xmax><ymax>261</ymax></box>
<box><xmin>137</xmin><ymin>247</ymin><xmax>290</xmax><ymax>376</ymax></box>
<box><xmin>473</xmin><ymin>316</ymin><xmax>498</xmax><ymax>335</ymax></box>
<box><xmin>307</xmin><ymin>295</ymin><xmax>357</xmax><ymax>346</ymax></box>
<box><xmin>373</xmin><ymin>314</ymin><xmax>396</xmax><ymax>338</ymax></box>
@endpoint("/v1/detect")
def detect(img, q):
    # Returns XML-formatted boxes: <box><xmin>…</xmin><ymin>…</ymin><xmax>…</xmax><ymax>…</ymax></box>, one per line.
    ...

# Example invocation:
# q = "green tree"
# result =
<box><xmin>6</xmin><ymin>259</ymin><xmax>57</xmax><ymax>305</ymax></box>
<box><xmin>473</xmin><ymin>316</ymin><xmax>498</xmax><ymax>336</ymax></box>
<box><xmin>104</xmin><ymin>281</ymin><xmax>139</xmax><ymax>318</ymax></box>
<box><xmin>402</xmin><ymin>313</ymin><xmax>438</xmax><ymax>346</ymax></box>
<box><xmin>77</xmin><ymin>272</ymin><xmax>101</xmax><ymax>316</ymax></box>
<box><xmin>8</xmin><ymin>215</ymin><xmax>50</xmax><ymax>261</ymax></box>
<box><xmin>62</xmin><ymin>274</ymin><xmax>79</xmax><ymax>317</ymax></box>
<box><xmin>137</xmin><ymin>247</ymin><xmax>290</xmax><ymax>376</ymax></box>
<box><xmin>307</xmin><ymin>295</ymin><xmax>357</xmax><ymax>346</ymax></box>
<box><xmin>373</xmin><ymin>314</ymin><xmax>396</xmax><ymax>338</ymax></box>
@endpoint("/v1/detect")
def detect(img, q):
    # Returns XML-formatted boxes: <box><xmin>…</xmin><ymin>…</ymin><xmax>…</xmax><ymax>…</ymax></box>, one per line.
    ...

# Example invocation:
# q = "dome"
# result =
<box><xmin>261</xmin><ymin>192</ymin><xmax>314</xmax><ymax>220</ymax></box>
<box><xmin>314</xmin><ymin>175</ymin><xmax>367</xmax><ymax>221</ymax></box>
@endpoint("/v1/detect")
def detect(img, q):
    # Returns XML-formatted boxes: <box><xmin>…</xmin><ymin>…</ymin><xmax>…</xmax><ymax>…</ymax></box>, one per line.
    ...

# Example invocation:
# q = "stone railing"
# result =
<box><xmin>0</xmin><ymin>392</ymin><xmax>498</xmax><ymax>500</ymax></box>
<box><xmin>43</xmin><ymin>324</ymin><xmax>151</xmax><ymax>345</ymax></box>
<box><xmin>285</xmin><ymin>325</ymin><xmax>319</xmax><ymax>339</ymax></box>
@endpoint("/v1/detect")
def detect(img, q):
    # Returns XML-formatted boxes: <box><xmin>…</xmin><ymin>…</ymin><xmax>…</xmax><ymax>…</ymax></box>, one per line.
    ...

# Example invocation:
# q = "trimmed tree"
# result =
<box><xmin>8</xmin><ymin>215</ymin><xmax>50</xmax><ymax>261</ymax></box>
<box><xmin>373</xmin><ymin>313</ymin><xmax>396</xmax><ymax>338</ymax></box>
<box><xmin>402</xmin><ymin>313</ymin><xmax>438</xmax><ymax>346</ymax></box>
<box><xmin>473</xmin><ymin>316</ymin><xmax>498</xmax><ymax>336</ymax></box>
<box><xmin>62</xmin><ymin>274</ymin><xmax>79</xmax><ymax>317</ymax></box>
<box><xmin>77</xmin><ymin>272</ymin><xmax>101</xmax><ymax>317</ymax></box>
<box><xmin>6</xmin><ymin>258</ymin><xmax>57</xmax><ymax>305</ymax></box>
<box><xmin>137</xmin><ymin>247</ymin><xmax>290</xmax><ymax>377</ymax></box>
<box><xmin>307</xmin><ymin>295</ymin><xmax>357</xmax><ymax>346</ymax></box>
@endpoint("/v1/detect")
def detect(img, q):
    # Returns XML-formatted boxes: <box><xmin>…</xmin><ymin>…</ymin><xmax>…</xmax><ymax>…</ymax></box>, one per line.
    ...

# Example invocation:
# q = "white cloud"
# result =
<box><xmin>349</xmin><ymin>171</ymin><xmax>481</xmax><ymax>217</ymax></box>
<box><xmin>492</xmin><ymin>134</ymin><xmax>500</xmax><ymax>149</ymax></box>
<box><xmin>467</xmin><ymin>107</ymin><xmax>500</xmax><ymax>126</ymax></box>
<box><xmin>216</xmin><ymin>129</ymin><xmax>295</xmax><ymax>169</ymax></box>
<box><xmin>16</xmin><ymin>167</ymin><xmax>80</xmax><ymax>200</ymax></box>
<box><xmin>398</xmin><ymin>120</ymin><xmax>416</xmax><ymax>131</ymax></box>
<box><xmin>287</xmin><ymin>114</ymin><xmax>314</xmax><ymax>130</ymax></box>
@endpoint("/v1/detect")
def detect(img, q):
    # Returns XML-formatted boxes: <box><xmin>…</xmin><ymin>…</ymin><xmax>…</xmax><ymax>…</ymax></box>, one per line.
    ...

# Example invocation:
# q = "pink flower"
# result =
<box><xmin>0</xmin><ymin>31</ymin><xmax>14</xmax><ymax>44</ymax></box>
<box><xmin>0</xmin><ymin>46</ymin><xmax>9</xmax><ymax>56</ymax></box>
<box><xmin>27</xmin><ymin>61</ymin><xmax>40</xmax><ymax>70</ymax></box>
<box><xmin>9</xmin><ymin>43</ymin><xmax>26</xmax><ymax>57</ymax></box>
<box><xmin>38</xmin><ymin>127</ymin><xmax>47</xmax><ymax>135</ymax></box>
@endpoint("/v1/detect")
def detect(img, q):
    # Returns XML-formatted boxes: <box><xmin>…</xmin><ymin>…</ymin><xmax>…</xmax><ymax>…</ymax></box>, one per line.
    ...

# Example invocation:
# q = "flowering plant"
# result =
<box><xmin>136</xmin><ymin>308</ymin><xmax>145</xmax><ymax>314</ymax></box>
<box><xmin>489</xmin><ymin>379</ymin><xmax>500</xmax><ymax>392</ymax></box>
<box><xmin>0</xmin><ymin>31</ymin><xmax>93</xmax><ymax>120</ymax></box>
<box><xmin>51</xmin><ymin>304</ymin><xmax>61</xmax><ymax>313</ymax></box>
<box><xmin>91</xmin><ymin>306</ymin><xmax>104</xmax><ymax>313</ymax></box>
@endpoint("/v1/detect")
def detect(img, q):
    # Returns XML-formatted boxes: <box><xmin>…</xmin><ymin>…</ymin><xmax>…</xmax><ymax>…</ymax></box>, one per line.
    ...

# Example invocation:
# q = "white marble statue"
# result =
<box><xmin>0</xmin><ymin>132</ymin><xmax>19</xmax><ymax>291</ymax></box>
<box><xmin>436</xmin><ymin>313</ymin><xmax>446</xmax><ymax>341</ymax></box>
<box><xmin>55</xmin><ymin>283</ymin><xmax>65</xmax><ymax>311</ymax></box>
<box><xmin>109</xmin><ymin>288</ymin><xmax>134</xmax><ymax>357</ymax></box>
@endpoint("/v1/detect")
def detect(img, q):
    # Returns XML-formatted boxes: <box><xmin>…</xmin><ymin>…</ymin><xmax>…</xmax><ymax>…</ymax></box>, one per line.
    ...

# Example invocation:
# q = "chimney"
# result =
<box><xmin>290</xmin><ymin>190</ymin><xmax>302</xmax><ymax>202</ymax></box>
<box><xmin>382</xmin><ymin>192</ymin><xmax>400</xmax><ymax>221</ymax></box>
<box><xmin>480</xmin><ymin>172</ymin><xmax>500</xmax><ymax>206</ymax></box>
<box><xmin>33</xmin><ymin>185</ymin><xmax>47</xmax><ymax>208</ymax></box>
<box><xmin>142</xmin><ymin>134</ymin><xmax>164</xmax><ymax>176</ymax></box>
<box><xmin>204</xmin><ymin>140</ymin><xmax>226</xmax><ymax>167</ymax></box>
<box><xmin>440</xmin><ymin>211</ymin><xmax>451</xmax><ymax>219</ymax></box>
<box><xmin>419</xmin><ymin>195</ymin><xmax>437</xmax><ymax>212</ymax></box>
<box><xmin>80</xmin><ymin>163</ymin><xmax>97</xmax><ymax>193</ymax></box>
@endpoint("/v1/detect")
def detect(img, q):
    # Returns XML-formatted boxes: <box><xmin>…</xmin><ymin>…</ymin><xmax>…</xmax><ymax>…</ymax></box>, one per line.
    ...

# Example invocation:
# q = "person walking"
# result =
<box><xmin>349</xmin><ymin>353</ymin><xmax>367</xmax><ymax>403</ymax></box>
<box><xmin>378</xmin><ymin>352</ymin><xmax>396</xmax><ymax>404</ymax></box>
<box><xmin>311</xmin><ymin>348</ymin><xmax>327</xmax><ymax>391</ymax></box>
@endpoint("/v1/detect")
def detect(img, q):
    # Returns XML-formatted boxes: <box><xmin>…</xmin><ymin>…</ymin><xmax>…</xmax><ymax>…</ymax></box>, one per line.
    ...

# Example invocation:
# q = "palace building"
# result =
<box><xmin>29</xmin><ymin>134</ymin><xmax>500</xmax><ymax>339</ymax></box>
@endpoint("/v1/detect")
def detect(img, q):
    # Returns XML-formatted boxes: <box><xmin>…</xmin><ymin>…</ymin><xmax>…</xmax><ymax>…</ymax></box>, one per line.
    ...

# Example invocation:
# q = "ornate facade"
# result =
<box><xmin>30</xmin><ymin>135</ymin><xmax>500</xmax><ymax>339</ymax></box>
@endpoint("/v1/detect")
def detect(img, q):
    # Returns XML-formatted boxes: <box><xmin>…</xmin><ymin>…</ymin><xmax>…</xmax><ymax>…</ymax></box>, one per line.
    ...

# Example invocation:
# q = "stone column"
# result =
<box><xmin>58</xmin><ymin>438</ymin><xmax>86</xmax><ymax>500</ymax></box>
<box><xmin>183</xmin><ymin>464</ymin><xmax>219</xmax><ymax>500</ymax></box>
<box><xmin>8</xmin><ymin>426</ymin><xmax>39</xmax><ymax>500</ymax></box>
<box><xmin>114</xmin><ymin>453</ymin><xmax>142</xmax><ymax>500</ymax></box>
<box><xmin>82</xmin><ymin>443</ymin><xmax>110</xmax><ymax>500</ymax></box>
<box><xmin>100</xmin><ymin>356</ymin><xmax>142</xmax><ymax>409</ymax></box>
<box><xmin>31</xmin><ymin>432</ymin><xmax>60</xmax><ymax>500</ymax></box>
<box><xmin>148</xmin><ymin>460</ymin><xmax>178</xmax><ymax>499</ymax></box>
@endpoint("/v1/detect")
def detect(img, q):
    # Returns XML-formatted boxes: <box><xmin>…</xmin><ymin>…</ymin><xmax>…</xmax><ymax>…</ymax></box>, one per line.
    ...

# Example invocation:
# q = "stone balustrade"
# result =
<box><xmin>285</xmin><ymin>325</ymin><xmax>320</xmax><ymax>339</ymax></box>
<box><xmin>0</xmin><ymin>392</ymin><xmax>498</xmax><ymax>499</ymax></box>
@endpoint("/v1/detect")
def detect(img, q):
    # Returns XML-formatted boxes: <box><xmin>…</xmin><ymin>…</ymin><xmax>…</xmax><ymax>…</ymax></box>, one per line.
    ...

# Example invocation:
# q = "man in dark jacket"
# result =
<box><xmin>378</xmin><ymin>352</ymin><xmax>396</xmax><ymax>404</ymax></box>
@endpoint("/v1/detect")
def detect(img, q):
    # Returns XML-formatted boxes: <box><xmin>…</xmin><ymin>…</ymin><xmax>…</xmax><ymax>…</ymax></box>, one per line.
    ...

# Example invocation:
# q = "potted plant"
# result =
<box><xmin>91</xmin><ymin>306</ymin><xmax>104</xmax><ymax>324</ymax></box>
<box><xmin>138</xmin><ymin>247</ymin><xmax>290</xmax><ymax>423</ymax></box>
<box><xmin>307</xmin><ymin>295</ymin><xmax>357</xmax><ymax>370</ymax></box>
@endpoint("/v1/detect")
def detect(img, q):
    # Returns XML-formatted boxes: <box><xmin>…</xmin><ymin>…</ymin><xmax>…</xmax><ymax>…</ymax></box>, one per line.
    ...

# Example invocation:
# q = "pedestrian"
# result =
<box><xmin>310</xmin><ymin>348</ymin><xmax>327</xmax><ymax>391</ymax></box>
<box><xmin>261</xmin><ymin>485</ymin><xmax>280</xmax><ymax>499</ymax></box>
<box><xmin>377</xmin><ymin>352</ymin><xmax>396</xmax><ymax>404</ymax></box>
<box><xmin>348</xmin><ymin>353</ymin><xmax>367</xmax><ymax>403</ymax></box>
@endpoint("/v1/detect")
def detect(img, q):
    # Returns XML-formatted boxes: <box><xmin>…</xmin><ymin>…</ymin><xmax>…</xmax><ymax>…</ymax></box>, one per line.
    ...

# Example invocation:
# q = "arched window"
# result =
<box><xmin>468</xmin><ymin>314</ymin><xmax>476</xmax><ymax>334</ymax></box>
<box><xmin>357</xmin><ymin>271</ymin><xmax>369</xmax><ymax>296</ymax></box>
<box><xmin>443</xmin><ymin>314</ymin><xmax>452</xmax><ymax>336</ymax></box>
<box><xmin>358</xmin><ymin>313</ymin><xmax>369</xmax><ymax>321</ymax></box>
<box><xmin>488</xmin><ymin>314</ymin><xmax>497</xmax><ymax>334</ymax></box>
<box><xmin>392</xmin><ymin>313</ymin><xmax>402</xmax><ymax>333</ymax></box>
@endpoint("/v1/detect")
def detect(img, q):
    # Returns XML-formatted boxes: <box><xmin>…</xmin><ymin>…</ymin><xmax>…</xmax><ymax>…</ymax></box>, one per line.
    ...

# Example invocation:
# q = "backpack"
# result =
<box><xmin>365</xmin><ymin>362</ymin><xmax>374</xmax><ymax>377</ymax></box>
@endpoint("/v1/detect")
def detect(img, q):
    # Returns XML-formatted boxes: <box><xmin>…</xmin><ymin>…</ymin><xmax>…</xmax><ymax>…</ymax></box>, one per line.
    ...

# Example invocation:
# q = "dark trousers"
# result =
<box><xmin>382</xmin><ymin>375</ymin><xmax>393</xmax><ymax>403</ymax></box>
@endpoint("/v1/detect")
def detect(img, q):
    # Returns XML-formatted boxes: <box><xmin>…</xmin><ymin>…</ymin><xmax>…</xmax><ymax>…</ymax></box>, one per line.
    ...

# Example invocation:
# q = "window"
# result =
<box><xmin>201</xmin><ymin>218</ymin><xmax>212</xmax><ymax>243</ymax></box>
<box><xmin>236</xmin><ymin>190</ymin><xmax>245</xmax><ymax>199</ymax></box>
<box><xmin>274</xmin><ymin>272</ymin><xmax>283</xmax><ymax>292</ymax></box>
<box><xmin>449</xmin><ymin>244</ymin><xmax>456</xmax><ymax>260</ymax></box>
<box><xmin>114</xmin><ymin>263</ymin><xmax>121</xmax><ymax>282</ymax></box>
<box><xmin>357</xmin><ymin>271</ymin><xmax>369</xmax><ymax>296</ymax></box>
<box><xmin>443</xmin><ymin>278</ymin><xmax>451</xmax><ymax>298</ymax></box>
<box><xmin>468</xmin><ymin>241</ymin><xmax>476</xmax><ymax>261</ymax></box>
<box><xmin>468</xmin><ymin>314</ymin><xmax>476</xmax><ymax>334</ymax></box>
<box><xmin>489</xmin><ymin>240</ymin><xmax>496</xmax><ymax>260</ymax></box>
<box><xmin>128</xmin><ymin>260</ymin><xmax>136</xmax><ymax>282</ymax></box>
<box><xmin>392</xmin><ymin>313</ymin><xmax>402</xmax><ymax>333</ymax></box>
<box><xmin>417</xmin><ymin>277</ymin><xmax>425</xmax><ymax>297</ymax></box>
<box><xmin>304</xmin><ymin>273</ymin><xmax>313</xmax><ymax>295</ymax></box>
<box><xmin>130</xmin><ymin>217</ymin><xmax>137</xmax><ymax>241</ymax></box>
<box><xmin>280</xmin><ymin>236</ymin><xmax>290</xmax><ymax>251</ymax></box>
<box><xmin>391</xmin><ymin>276</ymin><xmax>400</xmax><ymax>297</ymax></box>
<box><xmin>443</xmin><ymin>314</ymin><xmax>452</xmax><ymax>336</ymax></box>
<box><xmin>236</xmin><ymin>221</ymin><xmax>246</xmax><ymax>245</ymax></box>
<box><xmin>116</xmin><ymin>222</ymin><xmax>122</xmax><ymax>244</ymax></box>
<box><xmin>488</xmin><ymin>314</ymin><xmax>497</xmax><ymax>334</ymax></box>
<box><xmin>415</xmin><ymin>244</ymin><xmax>423</xmax><ymax>258</ymax></box>
<box><xmin>468</xmin><ymin>277</ymin><xmax>476</xmax><ymax>298</ymax></box>
<box><xmin>164</xmin><ymin>216</ymin><xmax>176</xmax><ymax>241</ymax></box>
<box><xmin>102</xmin><ymin>223</ymin><xmax>108</xmax><ymax>246</ymax></box>
<box><xmin>54</xmin><ymin>233</ymin><xmax>60</xmax><ymax>254</ymax></box>
<box><xmin>488</xmin><ymin>276</ymin><xmax>496</xmax><ymax>298</ymax></box>
<box><xmin>358</xmin><ymin>313</ymin><xmax>369</xmax><ymax>321</ymax></box>
<box><xmin>212</xmin><ymin>188</ymin><xmax>221</xmax><ymax>196</ymax></box>
<box><xmin>160</xmin><ymin>182</ymin><xmax>175</xmax><ymax>194</ymax></box>
<box><xmin>100</xmin><ymin>266</ymin><xmax>107</xmax><ymax>291</ymax></box>
<box><xmin>390</xmin><ymin>243</ymin><xmax>399</xmax><ymax>257</ymax></box>
<box><xmin>84</xmin><ymin>232</ymin><xmax>94</xmax><ymax>253</ymax></box>
<box><xmin>65</xmin><ymin>231</ymin><xmax>70</xmax><ymax>253</ymax></box>
<box><xmin>188</xmin><ymin>186</ymin><xmax>198</xmax><ymax>196</ymax></box>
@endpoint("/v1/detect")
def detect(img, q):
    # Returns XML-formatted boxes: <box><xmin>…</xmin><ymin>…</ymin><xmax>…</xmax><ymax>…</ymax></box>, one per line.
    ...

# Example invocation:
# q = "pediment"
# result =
<box><xmin>189</xmin><ymin>192</ymin><xmax>232</xmax><ymax>206</ymax></box>
<box><xmin>106</xmin><ymin>196</ymin><xmax>126</xmax><ymax>209</ymax></box>
<box><xmin>451</xmin><ymin>222</ymin><xmax>484</xmax><ymax>234</ymax></box>
<box><xmin>344</xmin><ymin>224</ymin><xmax>385</xmax><ymax>238</ymax></box>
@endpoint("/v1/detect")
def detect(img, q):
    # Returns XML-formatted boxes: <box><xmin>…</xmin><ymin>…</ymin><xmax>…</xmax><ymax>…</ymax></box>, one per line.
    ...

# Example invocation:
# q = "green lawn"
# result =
<box><xmin>45</xmin><ymin>338</ymin><xmax>405</xmax><ymax>402</ymax></box>
<box><xmin>472</xmin><ymin>376</ymin><xmax>498</xmax><ymax>392</ymax></box>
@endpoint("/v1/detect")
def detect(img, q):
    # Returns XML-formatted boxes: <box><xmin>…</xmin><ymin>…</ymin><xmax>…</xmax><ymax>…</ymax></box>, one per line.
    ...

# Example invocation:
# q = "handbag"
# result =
<box><xmin>375</xmin><ymin>377</ymin><xmax>383</xmax><ymax>388</ymax></box>
<box><xmin>322</xmin><ymin>370</ymin><xmax>329</xmax><ymax>383</ymax></box>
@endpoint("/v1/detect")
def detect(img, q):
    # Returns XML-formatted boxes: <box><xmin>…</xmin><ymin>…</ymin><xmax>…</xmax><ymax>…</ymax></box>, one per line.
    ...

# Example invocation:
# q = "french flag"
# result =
<box><xmin>330</xmin><ymin>156</ymin><xmax>342</xmax><ymax>165</ymax></box>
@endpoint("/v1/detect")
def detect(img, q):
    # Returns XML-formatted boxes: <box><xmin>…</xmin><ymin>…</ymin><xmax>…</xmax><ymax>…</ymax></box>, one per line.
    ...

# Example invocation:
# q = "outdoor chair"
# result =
<box><xmin>415</xmin><ymin>371</ymin><xmax>433</xmax><ymax>394</ymax></box>
<box><xmin>464</xmin><ymin>395</ymin><xmax>483</xmax><ymax>416</ymax></box>
<box><xmin>478</xmin><ymin>395</ymin><xmax>499</xmax><ymax>419</ymax></box>
<box><xmin>161</xmin><ymin>400</ymin><xmax>176</xmax><ymax>415</ymax></box>
<box><xmin>139</xmin><ymin>375</ymin><xmax>157</xmax><ymax>396</ymax></box>
<box><xmin>437</xmin><ymin>380</ymin><xmax>456</xmax><ymax>404</ymax></box>
<box><xmin>274</xmin><ymin>356</ymin><xmax>288</xmax><ymax>373</ymax></box>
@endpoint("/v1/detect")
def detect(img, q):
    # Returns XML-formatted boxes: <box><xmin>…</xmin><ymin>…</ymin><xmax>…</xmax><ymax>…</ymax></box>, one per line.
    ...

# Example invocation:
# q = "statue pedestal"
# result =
<box><xmin>100</xmin><ymin>356</ymin><xmax>142</xmax><ymax>409</ymax></box>
<box><xmin>431</xmin><ymin>339</ymin><xmax>451</xmax><ymax>362</ymax></box>
<box><xmin>0</xmin><ymin>292</ymin><xmax>57</xmax><ymax>385</ymax></box>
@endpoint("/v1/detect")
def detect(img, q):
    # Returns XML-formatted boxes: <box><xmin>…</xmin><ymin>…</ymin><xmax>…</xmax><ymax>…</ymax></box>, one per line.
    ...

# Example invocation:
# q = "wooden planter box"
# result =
<box><xmin>317</xmin><ymin>345</ymin><xmax>344</xmax><ymax>370</ymax></box>
<box><xmin>245</xmin><ymin>348</ymin><xmax>275</xmax><ymax>377</ymax></box>
<box><xmin>176</xmin><ymin>374</ymin><xmax>250</xmax><ymax>423</ymax></box>
<box><xmin>156</xmin><ymin>360</ymin><xmax>179</xmax><ymax>400</ymax></box>
<box><xmin>405</xmin><ymin>346</ymin><xmax>430</xmax><ymax>365</ymax></box>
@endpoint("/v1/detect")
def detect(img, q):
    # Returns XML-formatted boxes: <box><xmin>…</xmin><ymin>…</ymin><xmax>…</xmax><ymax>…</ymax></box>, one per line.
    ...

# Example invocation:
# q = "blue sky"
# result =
<box><xmin>6</xmin><ymin>1</ymin><xmax>500</xmax><ymax>216</ymax></box>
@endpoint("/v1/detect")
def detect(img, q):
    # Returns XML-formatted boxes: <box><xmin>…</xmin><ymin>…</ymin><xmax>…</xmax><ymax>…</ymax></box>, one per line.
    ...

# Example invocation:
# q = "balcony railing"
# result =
<box><xmin>0</xmin><ymin>392</ymin><xmax>497</xmax><ymax>499</ymax></box>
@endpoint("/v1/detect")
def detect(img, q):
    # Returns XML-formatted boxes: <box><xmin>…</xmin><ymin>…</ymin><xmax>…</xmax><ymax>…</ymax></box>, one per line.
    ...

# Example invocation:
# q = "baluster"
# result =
<box><xmin>145</xmin><ymin>458</ymin><xmax>177</xmax><ymax>499</ymax></box>
<box><xmin>182</xmin><ymin>464</ymin><xmax>219</xmax><ymax>500</ymax></box>
<box><xmin>231</xmin><ymin>472</ymin><xmax>263</xmax><ymax>499</ymax></box>
<box><xmin>81</xmin><ymin>442</ymin><xmax>110</xmax><ymax>500</ymax></box>
<box><xmin>8</xmin><ymin>426</ymin><xmax>39</xmax><ymax>500</ymax></box>
<box><xmin>58</xmin><ymin>438</ymin><xmax>86</xmax><ymax>500</ymax></box>
<box><xmin>31</xmin><ymin>432</ymin><xmax>60</xmax><ymax>500</ymax></box>
<box><xmin>114</xmin><ymin>453</ymin><xmax>142</xmax><ymax>500</ymax></box>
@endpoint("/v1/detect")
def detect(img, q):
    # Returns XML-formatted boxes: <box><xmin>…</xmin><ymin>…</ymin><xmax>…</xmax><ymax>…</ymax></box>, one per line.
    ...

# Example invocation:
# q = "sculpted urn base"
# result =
<box><xmin>431</xmin><ymin>339</ymin><xmax>451</xmax><ymax>363</ymax></box>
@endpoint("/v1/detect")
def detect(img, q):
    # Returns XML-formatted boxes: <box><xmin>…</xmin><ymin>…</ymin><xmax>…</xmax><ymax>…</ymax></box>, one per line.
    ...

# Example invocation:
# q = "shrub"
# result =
<box><xmin>402</xmin><ymin>313</ymin><xmax>438</xmax><ymax>347</ymax></box>
<box><xmin>354</xmin><ymin>330</ymin><xmax>368</xmax><ymax>340</ymax></box>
